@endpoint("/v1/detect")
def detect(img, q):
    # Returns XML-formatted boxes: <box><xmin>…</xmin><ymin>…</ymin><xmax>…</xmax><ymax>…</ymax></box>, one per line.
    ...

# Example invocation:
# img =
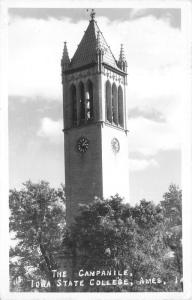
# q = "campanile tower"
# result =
<box><xmin>61</xmin><ymin>10</ymin><xmax>129</xmax><ymax>224</ymax></box>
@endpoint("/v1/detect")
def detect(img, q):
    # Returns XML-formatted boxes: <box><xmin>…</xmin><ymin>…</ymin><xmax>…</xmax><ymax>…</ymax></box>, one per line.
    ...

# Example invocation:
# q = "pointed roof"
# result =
<box><xmin>70</xmin><ymin>17</ymin><xmax>120</xmax><ymax>71</ymax></box>
<box><xmin>118</xmin><ymin>44</ymin><xmax>127</xmax><ymax>63</ymax></box>
<box><xmin>62</xmin><ymin>41</ymin><xmax>70</xmax><ymax>65</ymax></box>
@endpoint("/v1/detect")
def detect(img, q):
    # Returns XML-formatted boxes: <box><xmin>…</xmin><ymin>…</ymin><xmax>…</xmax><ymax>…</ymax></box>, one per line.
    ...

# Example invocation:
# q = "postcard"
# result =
<box><xmin>0</xmin><ymin>0</ymin><xmax>192</xmax><ymax>299</ymax></box>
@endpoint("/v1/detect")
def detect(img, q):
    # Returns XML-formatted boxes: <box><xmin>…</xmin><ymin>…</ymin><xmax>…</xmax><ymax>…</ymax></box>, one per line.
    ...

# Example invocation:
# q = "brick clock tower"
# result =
<box><xmin>61</xmin><ymin>10</ymin><xmax>129</xmax><ymax>224</ymax></box>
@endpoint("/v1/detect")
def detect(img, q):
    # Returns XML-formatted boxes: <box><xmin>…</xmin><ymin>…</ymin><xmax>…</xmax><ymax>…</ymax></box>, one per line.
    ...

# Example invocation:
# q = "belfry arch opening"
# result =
<box><xmin>86</xmin><ymin>80</ymin><xmax>94</xmax><ymax>121</ymax></box>
<box><xmin>118</xmin><ymin>85</ymin><xmax>124</xmax><ymax>127</ymax></box>
<box><xmin>112</xmin><ymin>83</ymin><xmax>118</xmax><ymax>125</ymax></box>
<box><xmin>106</xmin><ymin>81</ymin><xmax>124</xmax><ymax>128</ymax></box>
<box><xmin>106</xmin><ymin>80</ymin><xmax>112</xmax><ymax>123</ymax></box>
<box><xmin>70</xmin><ymin>84</ymin><xmax>77</xmax><ymax>126</ymax></box>
<box><xmin>79</xmin><ymin>82</ymin><xmax>85</xmax><ymax>122</ymax></box>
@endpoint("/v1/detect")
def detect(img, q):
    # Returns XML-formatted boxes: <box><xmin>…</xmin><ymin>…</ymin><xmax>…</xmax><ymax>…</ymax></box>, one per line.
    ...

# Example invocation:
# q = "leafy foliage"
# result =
<box><xmin>9</xmin><ymin>183</ymin><xmax>182</xmax><ymax>292</ymax></box>
<box><xmin>160</xmin><ymin>184</ymin><xmax>183</xmax><ymax>289</ymax></box>
<box><xmin>63</xmin><ymin>189</ymin><xmax>183</xmax><ymax>292</ymax></box>
<box><xmin>9</xmin><ymin>181</ymin><xmax>65</xmax><ymax>291</ymax></box>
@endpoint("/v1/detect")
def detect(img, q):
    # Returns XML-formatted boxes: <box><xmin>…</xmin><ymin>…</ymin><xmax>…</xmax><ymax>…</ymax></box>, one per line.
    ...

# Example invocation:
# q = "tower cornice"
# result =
<box><xmin>63</xmin><ymin>62</ymin><xmax>127</xmax><ymax>77</ymax></box>
<box><xmin>63</xmin><ymin>120</ymin><xmax>129</xmax><ymax>134</ymax></box>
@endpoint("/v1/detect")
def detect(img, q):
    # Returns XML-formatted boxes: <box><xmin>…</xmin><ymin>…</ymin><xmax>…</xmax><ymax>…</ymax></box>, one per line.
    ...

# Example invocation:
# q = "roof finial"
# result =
<box><xmin>118</xmin><ymin>43</ymin><xmax>127</xmax><ymax>72</ymax></box>
<box><xmin>90</xmin><ymin>9</ymin><xmax>96</xmax><ymax>20</ymax></box>
<box><xmin>61</xmin><ymin>41</ymin><xmax>70</xmax><ymax>67</ymax></box>
<box><xmin>119</xmin><ymin>43</ymin><xmax>126</xmax><ymax>62</ymax></box>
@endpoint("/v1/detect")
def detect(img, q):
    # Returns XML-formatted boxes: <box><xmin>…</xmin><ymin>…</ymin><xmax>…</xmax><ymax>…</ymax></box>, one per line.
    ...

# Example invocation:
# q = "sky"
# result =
<box><xmin>8</xmin><ymin>8</ymin><xmax>183</xmax><ymax>204</ymax></box>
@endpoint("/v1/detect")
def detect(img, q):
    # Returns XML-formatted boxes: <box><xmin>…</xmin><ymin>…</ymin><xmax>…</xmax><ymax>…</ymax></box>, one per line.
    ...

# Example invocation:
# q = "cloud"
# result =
<box><xmin>9</xmin><ymin>8</ymin><xmax>181</xmax><ymax>28</ymax></box>
<box><xmin>128</xmin><ymin>107</ymin><xmax>166</xmax><ymax>123</ymax></box>
<box><xmin>9</xmin><ymin>12</ymin><xmax>183</xmax><ymax>157</ymax></box>
<box><xmin>129</xmin><ymin>8</ymin><xmax>181</xmax><ymax>28</ymax></box>
<box><xmin>9</xmin><ymin>14</ymin><xmax>183</xmax><ymax>102</ymax></box>
<box><xmin>8</xmin><ymin>16</ymin><xmax>87</xmax><ymax>100</ymax></box>
<box><xmin>128</xmin><ymin>117</ymin><xmax>181</xmax><ymax>156</ymax></box>
<box><xmin>37</xmin><ymin>117</ymin><xmax>63</xmax><ymax>143</ymax></box>
<box><xmin>129</xmin><ymin>158</ymin><xmax>159</xmax><ymax>171</ymax></box>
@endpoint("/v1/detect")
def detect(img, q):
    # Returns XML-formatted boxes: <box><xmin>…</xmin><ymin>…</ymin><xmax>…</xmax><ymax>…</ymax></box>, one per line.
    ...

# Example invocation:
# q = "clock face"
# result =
<box><xmin>111</xmin><ymin>138</ymin><xmax>120</xmax><ymax>153</ymax></box>
<box><xmin>77</xmin><ymin>136</ymin><xmax>89</xmax><ymax>153</ymax></box>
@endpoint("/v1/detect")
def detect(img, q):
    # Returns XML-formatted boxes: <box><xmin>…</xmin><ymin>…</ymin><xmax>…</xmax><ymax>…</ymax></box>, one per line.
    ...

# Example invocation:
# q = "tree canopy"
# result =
<box><xmin>63</xmin><ymin>188</ymin><xmax>182</xmax><ymax>292</ymax></box>
<box><xmin>9</xmin><ymin>182</ymin><xmax>182</xmax><ymax>292</ymax></box>
<box><xmin>9</xmin><ymin>181</ymin><xmax>65</xmax><ymax>291</ymax></box>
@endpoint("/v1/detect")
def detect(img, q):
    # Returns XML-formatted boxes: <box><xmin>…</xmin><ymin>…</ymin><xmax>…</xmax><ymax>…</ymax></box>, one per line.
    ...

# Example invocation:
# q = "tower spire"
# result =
<box><xmin>61</xmin><ymin>41</ymin><xmax>70</xmax><ymax>71</ymax></box>
<box><xmin>119</xmin><ymin>44</ymin><xmax>126</xmax><ymax>62</ymax></box>
<box><xmin>118</xmin><ymin>43</ymin><xmax>127</xmax><ymax>72</ymax></box>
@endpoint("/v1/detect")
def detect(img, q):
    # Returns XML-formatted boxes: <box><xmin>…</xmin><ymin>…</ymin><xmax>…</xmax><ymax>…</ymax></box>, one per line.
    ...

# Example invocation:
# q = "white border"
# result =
<box><xmin>0</xmin><ymin>0</ymin><xmax>192</xmax><ymax>299</ymax></box>
<box><xmin>0</xmin><ymin>0</ymin><xmax>9</xmax><ymax>298</ymax></box>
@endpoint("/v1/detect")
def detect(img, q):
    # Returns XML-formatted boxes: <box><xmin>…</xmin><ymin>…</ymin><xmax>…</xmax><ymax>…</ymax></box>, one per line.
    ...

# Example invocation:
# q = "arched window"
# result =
<box><xmin>106</xmin><ymin>80</ymin><xmax>112</xmax><ymax>123</ymax></box>
<box><xmin>118</xmin><ymin>86</ymin><xmax>124</xmax><ymax>127</ymax></box>
<box><xmin>70</xmin><ymin>84</ymin><xmax>77</xmax><ymax>126</ymax></box>
<box><xmin>79</xmin><ymin>82</ymin><xmax>85</xmax><ymax>122</ymax></box>
<box><xmin>86</xmin><ymin>80</ymin><xmax>94</xmax><ymax>121</ymax></box>
<box><xmin>112</xmin><ymin>83</ymin><xmax>118</xmax><ymax>125</ymax></box>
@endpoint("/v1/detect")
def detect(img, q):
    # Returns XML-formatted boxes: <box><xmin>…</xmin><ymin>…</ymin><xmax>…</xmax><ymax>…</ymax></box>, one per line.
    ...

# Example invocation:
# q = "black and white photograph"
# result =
<box><xmin>0</xmin><ymin>0</ymin><xmax>192</xmax><ymax>298</ymax></box>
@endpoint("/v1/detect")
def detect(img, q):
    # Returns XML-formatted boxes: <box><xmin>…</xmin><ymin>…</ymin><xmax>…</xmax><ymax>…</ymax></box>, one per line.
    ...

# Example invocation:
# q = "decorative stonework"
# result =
<box><xmin>67</xmin><ymin>68</ymin><xmax>97</xmax><ymax>83</ymax></box>
<box><xmin>104</xmin><ymin>67</ymin><xmax>124</xmax><ymax>84</ymax></box>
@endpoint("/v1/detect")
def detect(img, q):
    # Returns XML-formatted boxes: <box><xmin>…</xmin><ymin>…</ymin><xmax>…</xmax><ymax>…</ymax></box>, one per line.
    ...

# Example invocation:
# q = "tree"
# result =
<box><xmin>9</xmin><ymin>181</ymin><xmax>66</xmax><ymax>292</ymax></box>
<box><xmin>160</xmin><ymin>184</ymin><xmax>183</xmax><ymax>290</ymax></box>
<box><xmin>63</xmin><ymin>194</ymin><xmax>181</xmax><ymax>292</ymax></box>
<box><xmin>129</xmin><ymin>200</ymin><xmax>167</xmax><ymax>291</ymax></box>
<box><xmin>161</xmin><ymin>184</ymin><xmax>182</xmax><ymax>227</ymax></box>
<box><xmin>63</xmin><ymin>196</ymin><xmax>137</xmax><ymax>291</ymax></box>
<box><xmin>10</xmin><ymin>183</ymin><xmax>182</xmax><ymax>292</ymax></box>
